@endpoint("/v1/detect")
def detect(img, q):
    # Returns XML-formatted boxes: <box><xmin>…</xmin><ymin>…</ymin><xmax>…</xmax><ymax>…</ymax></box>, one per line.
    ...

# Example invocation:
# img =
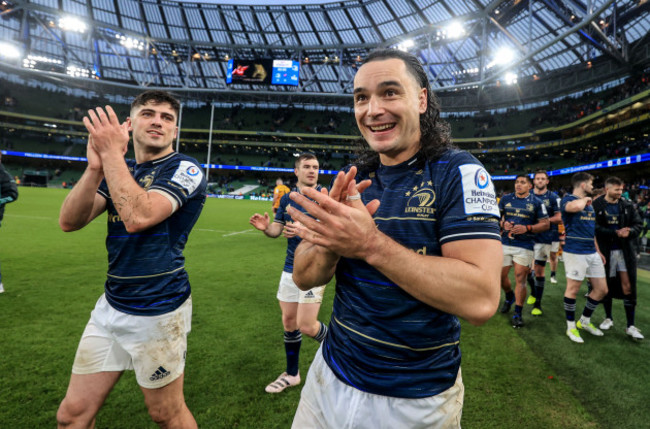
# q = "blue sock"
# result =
<box><xmin>582</xmin><ymin>297</ymin><xmax>600</xmax><ymax>319</ymax></box>
<box><xmin>564</xmin><ymin>297</ymin><xmax>576</xmax><ymax>321</ymax></box>
<box><xmin>284</xmin><ymin>330</ymin><xmax>301</xmax><ymax>376</ymax></box>
<box><xmin>505</xmin><ymin>291</ymin><xmax>515</xmax><ymax>302</ymax></box>
<box><xmin>624</xmin><ymin>295</ymin><xmax>636</xmax><ymax>327</ymax></box>
<box><xmin>313</xmin><ymin>322</ymin><xmax>328</xmax><ymax>343</ymax></box>
<box><xmin>514</xmin><ymin>305</ymin><xmax>523</xmax><ymax>316</ymax></box>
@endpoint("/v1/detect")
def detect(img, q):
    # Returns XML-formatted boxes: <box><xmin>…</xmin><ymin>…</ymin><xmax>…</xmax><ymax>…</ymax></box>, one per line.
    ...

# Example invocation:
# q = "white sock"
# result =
<box><xmin>567</xmin><ymin>320</ymin><xmax>576</xmax><ymax>330</ymax></box>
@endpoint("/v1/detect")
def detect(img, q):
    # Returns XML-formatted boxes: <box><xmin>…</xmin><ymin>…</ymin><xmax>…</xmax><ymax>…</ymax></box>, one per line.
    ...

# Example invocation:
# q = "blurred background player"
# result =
<box><xmin>272</xmin><ymin>178</ymin><xmax>290</xmax><ymax>215</ymax></box>
<box><xmin>499</xmin><ymin>174</ymin><xmax>549</xmax><ymax>327</ymax></box>
<box><xmin>526</xmin><ymin>170</ymin><xmax>562</xmax><ymax>315</ymax></box>
<box><xmin>594</xmin><ymin>177</ymin><xmax>644</xmax><ymax>339</ymax></box>
<box><xmin>249</xmin><ymin>153</ymin><xmax>328</xmax><ymax>393</ymax></box>
<box><xmin>0</xmin><ymin>151</ymin><xmax>19</xmax><ymax>293</ymax></box>
<box><xmin>560</xmin><ymin>172</ymin><xmax>608</xmax><ymax>344</ymax></box>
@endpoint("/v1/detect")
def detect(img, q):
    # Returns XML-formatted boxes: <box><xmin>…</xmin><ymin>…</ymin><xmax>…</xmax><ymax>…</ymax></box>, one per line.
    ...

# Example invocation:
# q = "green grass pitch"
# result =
<box><xmin>0</xmin><ymin>187</ymin><xmax>648</xmax><ymax>428</ymax></box>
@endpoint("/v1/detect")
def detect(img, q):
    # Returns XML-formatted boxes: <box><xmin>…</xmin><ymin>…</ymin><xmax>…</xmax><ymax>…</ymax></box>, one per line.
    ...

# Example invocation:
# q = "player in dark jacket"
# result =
<box><xmin>594</xmin><ymin>177</ymin><xmax>644</xmax><ymax>339</ymax></box>
<box><xmin>0</xmin><ymin>151</ymin><xmax>19</xmax><ymax>293</ymax></box>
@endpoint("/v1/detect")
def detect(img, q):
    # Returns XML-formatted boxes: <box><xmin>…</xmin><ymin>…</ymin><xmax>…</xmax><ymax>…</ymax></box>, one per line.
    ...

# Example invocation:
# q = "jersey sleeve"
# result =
<box><xmin>149</xmin><ymin>158</ymin><xmax>206</xmax><ymax>208</ymax></box>
<box><xmin>438</xmin><ymin>152</ymin><xmax>501</xmax><ymax>244</ymax></box>
<box><xmin>274</xmin><ymin>194</ymin><xmax>290</xmax><ymax>224</ymax></box>
<box><xmin>535</xmin><ymin>196</ymin><xmax>549</xmax><ymax>220</ymax></box>
<box><xmin>97</xmin><ymin>178</ymin><xmax>109</xmax><ymax>200</ymax></box>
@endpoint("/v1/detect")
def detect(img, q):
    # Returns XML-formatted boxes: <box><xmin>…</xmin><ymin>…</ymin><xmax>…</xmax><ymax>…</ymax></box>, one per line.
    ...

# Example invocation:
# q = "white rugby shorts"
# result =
<box><xmin>72</xmin><ymin>294</ymin><xmax>192</xmax><ymax>389</ymax></box>
<box><xmin>563</xmin><ymin>252</ymin><xmax>606</xmax><ymax>281</ymax></box>
<box><xmin>502</xmin><ymin>245</ymin><xmax>534</xmax><ymax>267</ymax></box>
<box><xmin>292</xmin><ymin>346</ymin><xmax>464</xmax><ymax>429</ymax></box>
<box><xmin>277</xmin><ymin>271</ymin><xmax>326</xmax><ymax>304</ymax></box>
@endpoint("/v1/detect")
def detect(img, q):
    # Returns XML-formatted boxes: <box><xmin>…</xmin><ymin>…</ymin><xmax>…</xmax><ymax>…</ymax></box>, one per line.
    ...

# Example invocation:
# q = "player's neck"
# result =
<box><xmin>534</xmin><ymin>187</ymin><xmax>546</xmax><ymax>195</ymax></box>
<box><xmin>515</xmin><ymin>191</ymin><xmax>529</xmax><ymax>198</ymax></box>
<box><xmin>297</xmin><ymin>183</ymin><xmax>317</xmax><ymax>193</ymax></box>
<box><xmin>573</xmin><ymin>189</ymin><xmax>586</xmax><ymax>198</ymax></box>
<box><xmin>605</xmin><ymin>195</ymin><xmax>619</xmax><ymax>204</ymax></box>
<box><xmin>134</xmin><ymin>145</ymin><xmax>174</xmax><ymax>164</ymax></box>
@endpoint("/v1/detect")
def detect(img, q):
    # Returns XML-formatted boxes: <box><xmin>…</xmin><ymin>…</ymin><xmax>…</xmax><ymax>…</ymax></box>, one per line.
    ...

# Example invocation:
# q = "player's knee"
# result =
<box><xmin>298</xmin><ymin>321</ymin><xmax>318</xmax><ymax>337</ymax></box>
<box><xmin>56</xmin><ymin>397</ymin><xmax>92</xmax><ymax>427</ymax></box>
<box><xmin>146</xmin><ymin>399</ymin><xmax>183</xmax><ymax>426</ymax></box>
<box><xmin>281</xmin><ymin>314</ymin><xmax>297</xmax><ymax>331</ymax></box>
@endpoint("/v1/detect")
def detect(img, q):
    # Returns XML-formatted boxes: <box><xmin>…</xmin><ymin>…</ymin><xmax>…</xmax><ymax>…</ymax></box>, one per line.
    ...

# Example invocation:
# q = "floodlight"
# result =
<box><xmin>445</xmin><ymin>22</ymin><xmax>465</xmax><ymax>39</ymax></box>
<box><xmin>487</xmin><ymin>47</ymin><xmax>516</xmax><ymax>68</ymax></box>
<box><xmin>120</xmin><ymin>36</ymin><xmax>146</xmax><ymax>51</ymax></box>
<box><xmin>504</xmin><ymin>72</ymin><xmax>518</xmax><ymax>85</ymax></box>
<box><xmin>397</xmin><ymin>39</ymin><xmax>415</xmax><ymax>51</ymax></box>
<box><xmin>0</xmin><ymin>41</ymin><xmax>21</xmax><ymax>59</ymax></box>
<box><xmin>59</xmin><ymin>16</ymin><xmax>87</xmax><ymax>33</ymax></box>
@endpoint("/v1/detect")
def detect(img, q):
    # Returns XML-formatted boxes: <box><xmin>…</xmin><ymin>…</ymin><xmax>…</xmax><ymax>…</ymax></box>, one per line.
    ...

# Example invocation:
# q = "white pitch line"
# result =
<box><xmin>222</xmin><ymin>229</ymin><xmax>254</xmax><ymax>237</ymax></box>
<box><xmin>195</xmin><ymin>228</ymin><xmax>234</xmax><ymax>233</ymax></box>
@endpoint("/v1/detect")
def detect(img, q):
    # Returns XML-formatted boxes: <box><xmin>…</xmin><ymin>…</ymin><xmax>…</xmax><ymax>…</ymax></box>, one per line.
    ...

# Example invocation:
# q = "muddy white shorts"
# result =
<box><xmin>71</xmin><ymin>294</ymin><xmax>192</xmax><ymax>389</ymax></box>
<box><xmin>503</xmin><ymin>245</ymin><xmax>534</xmax><ymax>267</ymax></box>
<box><xmin>277</xmin><ymin>271</ymin><xmax>326</xmax><ymax>304</ymax></box>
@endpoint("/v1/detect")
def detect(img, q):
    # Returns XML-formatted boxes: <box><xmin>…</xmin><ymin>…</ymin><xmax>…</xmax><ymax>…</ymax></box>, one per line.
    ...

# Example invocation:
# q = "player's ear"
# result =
<box><xmin>126</xmin><ymin>117</ymin><xmax>133</xmax><ymax>132</ymax></box>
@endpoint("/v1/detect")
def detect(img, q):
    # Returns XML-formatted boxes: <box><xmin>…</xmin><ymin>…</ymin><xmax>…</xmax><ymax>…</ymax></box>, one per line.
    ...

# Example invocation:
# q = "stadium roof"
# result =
<box><xmin>0</xmin><ymin>0</ymin><xmax>649</xmax><ymax>109</ymax></box>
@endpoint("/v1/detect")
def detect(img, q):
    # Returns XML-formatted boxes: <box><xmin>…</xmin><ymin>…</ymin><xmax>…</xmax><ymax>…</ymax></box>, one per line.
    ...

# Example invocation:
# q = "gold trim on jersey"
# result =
<box><xmin>374</xmin><ymin>216</ymin><xmax>438</xmax><ymax>222</ymax></box>
<box><xmin>334</xmin><ymin>316</ymin><xmax>459</xmax><ymax>351</ymax></box>
<box><xmin>107</xmin><ymin>265</ymin><xmax>185</xmax><ymax>280</ymax></box>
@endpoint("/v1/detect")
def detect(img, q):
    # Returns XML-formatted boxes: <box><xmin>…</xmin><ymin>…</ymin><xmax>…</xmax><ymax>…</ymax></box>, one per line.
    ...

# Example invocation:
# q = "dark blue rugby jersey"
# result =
<box><xmin>322</xmin><ymin>150</ymin><xmax>500</xmax><ymax>399</ymax></box>
<box><xmin>498</xmin><ymin>193</ymin><xmax>548</xmax><ymax>250</ymax></box>
<box><xmin>273</xmin><ymin>185</ymin><xmax>322</xmax><ymax>273</ymax></box>
<box><xmin>561</xmin><ymin>194</ymin><xmax>596</xmax><ymax>254</ymax></box>
<box><xmin>603</xmin><ymin>202</ymin><xmax>622</xmax><ymax>250</ymax></box>
<box><xmin>533</xmin><ymin>190</ymin><xmax>560</xmax><ymax>244</ymax></box>
<box><xmin>97</xmin><ymin>152</ymin><xmax>206</xmax><ymax>316</ymax></box>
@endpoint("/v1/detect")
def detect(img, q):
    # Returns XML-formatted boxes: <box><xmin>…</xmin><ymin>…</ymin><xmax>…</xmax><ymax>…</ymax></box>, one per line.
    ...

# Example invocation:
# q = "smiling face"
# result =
<box><xmin>353</xmin><ymin>58</ymin><xmax>427</xmax><ymax>166</ymax></box>
<box><xmin>128</xmin><ymin>101</ymin><xmax>178</xmax><ymax>155</ymax></box>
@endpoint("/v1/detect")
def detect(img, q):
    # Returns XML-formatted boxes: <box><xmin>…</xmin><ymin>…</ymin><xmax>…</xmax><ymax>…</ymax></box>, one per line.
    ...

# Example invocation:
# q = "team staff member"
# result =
<box><xmin>272</xmin><ymin>178</ymin><xmax>290</xmax><ymax>214</ymax></box>
<box><xmin>527</xmin><ymin>170</ymin><xmax>561</xmax><ymax>314</ymax></box>
<box><xmin>0</xmin><ymin>151</ymin><xmax>18</xmax><ymax>293</ymax></box>
<box><xmin>594</xmin><ymin>176</ymin><xmax>644</xmax><ymax>339</ymax></box>
<box><xmin>288</xmin><ymin>49</ymin><xmax>502</xmax><ymax>429</ymax></box>
<box><xmin>57</xmin><ymin>91</ymin><xmax>206</xmax><ymax>428</ymax></box>
<box><xmin>561</xmin><ymin>172</ymin><xmax>608</xmax><ymax>344</ymax></box>
<box><xmin>250</xmin><ymin>154</ymin><xmax>329</xmax><ymax>393</ymax></box>
<box><xmin>498</xmin><ymin>175</ymin><xmax>549</xmax><ymax>327</ymax></box>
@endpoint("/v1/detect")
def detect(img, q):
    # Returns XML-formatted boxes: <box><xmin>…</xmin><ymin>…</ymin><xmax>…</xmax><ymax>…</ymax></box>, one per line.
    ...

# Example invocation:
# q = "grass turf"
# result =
<box><xmin>0</xmin><ymin>187</ymin><xmax>647</xmax><ymax>428</ymax></box>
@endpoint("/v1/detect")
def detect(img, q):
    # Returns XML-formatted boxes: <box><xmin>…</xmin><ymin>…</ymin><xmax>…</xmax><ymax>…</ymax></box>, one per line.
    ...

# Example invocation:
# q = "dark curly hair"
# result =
<box><xmin>131</xmin><ymin>90</ymin><xmax>181</xmax><ymax>118</ymax></box>
<box><xmin>353</xmin><ymin>49</ymin><xmax>454</xmax><ymax>173</ymax></box>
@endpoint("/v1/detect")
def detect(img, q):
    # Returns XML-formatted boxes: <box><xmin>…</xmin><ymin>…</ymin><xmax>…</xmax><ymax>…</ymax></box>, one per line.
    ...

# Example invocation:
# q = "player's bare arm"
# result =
<box><xmin>564</xmin><ymin>197</ymin><xmax>591</xmax><ymax>213</ymax></box>
<box><xmin>59</xmin><ymin>136</ymin><xmax>108</xmax><ymax>232</ymax></box>
<box><xmin>83</xmin><ymin>106</ymin><xmax>173</xmax><ymax>233</ymax></box>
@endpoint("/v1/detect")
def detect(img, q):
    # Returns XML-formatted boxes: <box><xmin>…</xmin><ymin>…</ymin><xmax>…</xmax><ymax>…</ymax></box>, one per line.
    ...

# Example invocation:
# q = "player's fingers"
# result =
<box><xmin>366</xmin><ymin>199</ymin><xmax>381</xmax><ymax>216</ymax></box>
<box><xmin>356</xmin><ymin>179</ymin><xmax>372</xmax><ymax>194</ymax></box>
<box><xmin>286</xmin><ymin>206</ymin><xmax>328</xmax><ymax>236</ymax></box>
<box><xmin>299</xmin><ymin>187</ymin><xmax>346</xmax><ymax>217</ymax></box>
<box><xmin>328</xmin><ymin>171</ymin><xmax>346</xmax><ymax>201</ymax></box>
<box><xmin>94</xmin><ymin>107</ymin><xmax>109</xmax><ymax>125</ymax></box>
<box><xmin>82</xmin><ymin>116</ymin><xmax>96</xmax><ymax>134</ymax></box>
<box><xmin>345</xmin><ymin>180</ymin><xmax>364</xmax><ymax>208</ymax></box>
<box><xmin>105</xmin><ymin>105</ymin><xmax>120</xmax><ymax>125</ymax></box>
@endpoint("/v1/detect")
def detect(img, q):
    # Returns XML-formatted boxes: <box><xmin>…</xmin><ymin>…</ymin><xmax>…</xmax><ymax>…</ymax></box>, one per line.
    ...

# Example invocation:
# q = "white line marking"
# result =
<box><xmin>222</xmin><ymin>229</ymin><xmax>253</xmax><ymax>237</ymax></box>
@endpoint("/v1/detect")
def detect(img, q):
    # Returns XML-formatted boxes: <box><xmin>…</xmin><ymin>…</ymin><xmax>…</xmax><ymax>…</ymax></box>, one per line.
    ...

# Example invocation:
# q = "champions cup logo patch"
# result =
<box><xmin>526</xmin><ymin>203</ymin><xmax>534</xmax><ymax>212</ymax></box>
<box><xmin>404</xmin><ymin>181</ymin><xmax>436</xmax><ymax>218</ymax></box>
<box><xmin>475</xmin><ymin>168</ymin><xmax>490</xmax><ymax>189</ymax></box>
<box><xmin>172</xmin><ymin>160</ymin><xmax>204</xmax><ymax>194</ymax></box>
<box><xmin>459</xmin><ymin>164</ymin><xmax>500</xmax><ymax>216</ymax></box>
